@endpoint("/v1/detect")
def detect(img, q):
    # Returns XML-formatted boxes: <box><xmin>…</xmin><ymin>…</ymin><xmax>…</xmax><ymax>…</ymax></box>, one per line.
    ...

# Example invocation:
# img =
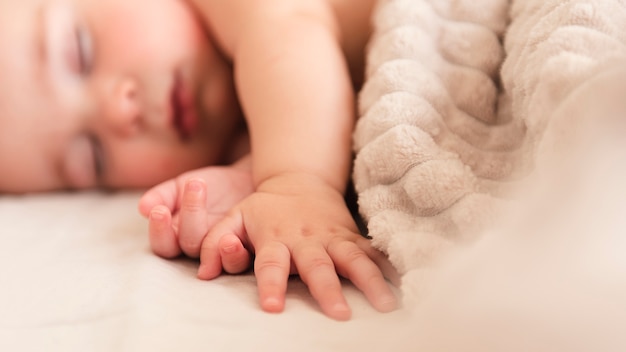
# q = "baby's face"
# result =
<box><xmin>0</xmin><ymin>0</ymin><xmax>241</xmax><ymax>193</ymax></box>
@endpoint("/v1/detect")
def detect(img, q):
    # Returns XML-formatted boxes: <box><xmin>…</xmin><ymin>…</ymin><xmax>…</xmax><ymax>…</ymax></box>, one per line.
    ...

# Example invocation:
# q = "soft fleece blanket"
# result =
<box><xmin>354</xmin><ymin>0</ymin><xmax>626</xmax><ymax>350</ymax></box>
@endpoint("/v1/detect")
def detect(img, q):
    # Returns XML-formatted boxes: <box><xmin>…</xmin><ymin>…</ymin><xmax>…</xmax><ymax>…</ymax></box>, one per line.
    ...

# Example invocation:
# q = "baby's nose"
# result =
<box><xmin>105</xmin><ymin>77</ymin><xmax>141</xmax><ymax>137</ymax></box>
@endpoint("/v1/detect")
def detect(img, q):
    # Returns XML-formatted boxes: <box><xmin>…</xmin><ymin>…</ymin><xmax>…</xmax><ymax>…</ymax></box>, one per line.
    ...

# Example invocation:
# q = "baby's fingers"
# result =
<box><xmin>149</xmin><ymin>206</ymin><xmax>182</xmax><ymax>258</ymax></box>
<box><xmin>178</xmin><ymin>179</ymin><xmax>209</xmax><ymax>257</ymax></box>
<box><xmin>292</xmin><ymin>246</ymin><xmax>351</xmax><ymax>321</ymax></box>
<box><xmin>138</xmin><ymin>178</ymin><xmax>178</xmax><ymax>217</ymax></box>
<box><xmin>219</xmin><ymin>234</ymin><xmax>251</xmax><ymax>274</ymax></box>
<box><xmin>330</xmin><ymin>239</ymin><xmax>397</xmax><ymax>313</ymax></box>
<box><xmin>198</xmin><ymin>210</ymin><xmax>247</xmax><ymax>280</ymax></box>
<box><xmin>254</xmin><ymin>242</ymin><xmax>291</xmax><ymax>314</ymax></box>
<box><xmin>356</xmin><ymin>237</ymin><xmax>401</xmax><ymax>287</ymax></box>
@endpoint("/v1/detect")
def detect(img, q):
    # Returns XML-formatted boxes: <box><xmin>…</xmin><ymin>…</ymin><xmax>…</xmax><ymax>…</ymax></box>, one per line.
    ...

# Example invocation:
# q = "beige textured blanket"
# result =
<box><xmin>354</xmin><ymin>0</ymin><xmax>626</xmax><ymax>349</ymax></box>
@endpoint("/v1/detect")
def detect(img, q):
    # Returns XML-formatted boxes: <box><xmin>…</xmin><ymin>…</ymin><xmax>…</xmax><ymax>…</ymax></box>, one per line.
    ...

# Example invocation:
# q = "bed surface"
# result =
<box><xmin>0</xmin><ymin>192</ymin><xmax>414</xmax><ymax>352</ymax></box>
<box><xmin>3</xmin><ymin>183</ymin><xmax>626</xmax><ymax>352</ymax></box>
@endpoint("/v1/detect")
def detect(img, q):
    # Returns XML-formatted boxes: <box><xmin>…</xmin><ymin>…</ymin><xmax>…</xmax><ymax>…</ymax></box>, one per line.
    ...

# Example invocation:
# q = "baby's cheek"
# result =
<box><xmin>104</xmin><ymin>156</ymin><xmax>169</xmax><ymax>189</ymax></box>
<box><xmin>64</xmin><ymin>136</ymin><xmax>98</xmax><ymax>189</ymax></box>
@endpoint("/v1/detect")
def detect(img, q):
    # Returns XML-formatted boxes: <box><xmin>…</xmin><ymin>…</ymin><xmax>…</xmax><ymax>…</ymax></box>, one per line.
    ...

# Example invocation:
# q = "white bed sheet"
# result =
<box><xmin>0</xmin><ymin>192</ymin><xmax>414</xmax><ymax>352</ymax></box>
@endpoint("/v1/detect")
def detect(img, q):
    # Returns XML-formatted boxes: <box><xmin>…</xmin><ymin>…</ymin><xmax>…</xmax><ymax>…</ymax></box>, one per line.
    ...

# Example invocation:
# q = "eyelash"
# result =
<box><xmin>73</xmin><ymin>24</ymin><xmax>100</xmax><ymax>181</ymax></box>
<box><xmin>74</xmin><ymin>25</ymin><xmax>92</xmax><ymax>76</ymax></box>
<box><xmin>88</xmin><ymin>134</ymin><xmax>104</xmax><ymax>180</ymax></box>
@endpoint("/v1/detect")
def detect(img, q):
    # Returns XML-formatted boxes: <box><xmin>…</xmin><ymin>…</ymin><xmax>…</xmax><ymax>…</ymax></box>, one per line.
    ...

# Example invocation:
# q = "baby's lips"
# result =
<box><xmin>170</xmin><ymin>72</ymin><xmax>199</xmax><ymax>140</ymax></box>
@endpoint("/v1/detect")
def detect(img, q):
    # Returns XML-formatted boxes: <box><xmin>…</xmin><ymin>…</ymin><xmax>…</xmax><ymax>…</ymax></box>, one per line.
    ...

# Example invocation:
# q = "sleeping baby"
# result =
<box><xmin>0</xmin><ymin>0</ymin><xmax>397</xmax><ymax>320</ymax></box>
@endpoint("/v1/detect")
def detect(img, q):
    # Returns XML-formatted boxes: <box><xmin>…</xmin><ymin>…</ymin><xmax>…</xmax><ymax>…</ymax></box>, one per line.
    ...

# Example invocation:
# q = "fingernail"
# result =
<box><xmin>263</xmin><ymin>297</ymin><xmax>282</xmax><ymax>312</ymax></box>
<box><xmin>379</xmin><ymin>295</ymin><xmax>397</xmax><ymax>312</ymax></box>
<box><xmin>222</xmin><ymin>243</ymin><xmax>238</xmax><ymax>254</ymax></box>
<box><xmin>197</xmin><ymin>264</ymin><xmax>214</xmax><ymax>280</ymax></box>
<box><xmin>186</xmin><ymin>179</ymin><xmax>204</xmax><ymax>192</ymax></box>
<box><xmin>150</xmin><ymin>210</ymin><xmax>165</xmax><ymax>221</ymax></box>
<box><xmin>333</xmin><ymin>302</ymin><xmax>350</xmax><ymax>313</ymax></box>
<box><xmin>331</xmin><ymin>303</ymin><xmax>351</xmax><ymax>320</ymax></box>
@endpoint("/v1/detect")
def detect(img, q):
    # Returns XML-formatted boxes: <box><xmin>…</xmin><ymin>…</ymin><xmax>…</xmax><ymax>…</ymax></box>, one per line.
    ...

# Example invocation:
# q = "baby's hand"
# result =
<box><xmin>138</xmin><ymin>165</ymin><xmax>255</xmax><ymax>274</ymax></box>
<box><xmin>198</xmin><ymin>173</ymin><xmax>398</xmax><ymax>321</ymax></box>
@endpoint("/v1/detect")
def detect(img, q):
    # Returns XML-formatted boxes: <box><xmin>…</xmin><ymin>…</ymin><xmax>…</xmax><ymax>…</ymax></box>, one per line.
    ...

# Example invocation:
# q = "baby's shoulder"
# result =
<box><xmin>190</xmin><ymin>0</ymin><xmax>342</xmax><ymax>52</ymax></box>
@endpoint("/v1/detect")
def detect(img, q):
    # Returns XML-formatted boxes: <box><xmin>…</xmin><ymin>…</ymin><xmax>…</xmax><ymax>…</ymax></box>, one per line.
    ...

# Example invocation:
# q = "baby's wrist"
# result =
<box><xmin>256</xmin><ymin>171</ymin><xmax>344</xmax><ymax>197</ymax></box>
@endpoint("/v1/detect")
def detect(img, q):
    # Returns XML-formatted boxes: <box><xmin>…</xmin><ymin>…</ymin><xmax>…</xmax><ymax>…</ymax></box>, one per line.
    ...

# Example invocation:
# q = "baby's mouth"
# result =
<box><xmin>171</xmin><ymin>73</ymin><xmax>197</xmax><ymax>141</ymax></box>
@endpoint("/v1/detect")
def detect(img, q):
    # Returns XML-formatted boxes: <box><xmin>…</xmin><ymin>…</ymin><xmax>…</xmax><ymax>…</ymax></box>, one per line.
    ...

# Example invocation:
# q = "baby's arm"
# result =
<box><xmin>234</xmin><ymin>7</ymin><xmax>354</xmax><ymax>191</ymax></box>
<box><xmin>193</xmin><ymin>0</ymin><xmax>397</xmax><ymax>320</ymax></box>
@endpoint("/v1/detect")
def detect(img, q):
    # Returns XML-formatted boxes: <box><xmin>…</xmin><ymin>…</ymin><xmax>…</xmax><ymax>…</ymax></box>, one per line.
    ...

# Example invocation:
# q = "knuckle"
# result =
<box><xmin>182</xmin><ymin>201</ymin><xmax>204</xmax><ymax>213</ymax></box>
<box><xmin>343</xmin><ymin>247</ymin><xmax>369</xmax><ymax>265</ymax></box>
<box><xmin>331</xmin><ymin>239</ymin><xmax>368</xmax><ymax>264</ymax></box>
<box><xmin>255</xmin><ymin>258</ymin><xmax>285</xmax><ymax>272</ymax></box>
<box><xmin>302</xmin><ymin>257</ymin><xmax>335</xmax><ymax>276</ymax></box>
